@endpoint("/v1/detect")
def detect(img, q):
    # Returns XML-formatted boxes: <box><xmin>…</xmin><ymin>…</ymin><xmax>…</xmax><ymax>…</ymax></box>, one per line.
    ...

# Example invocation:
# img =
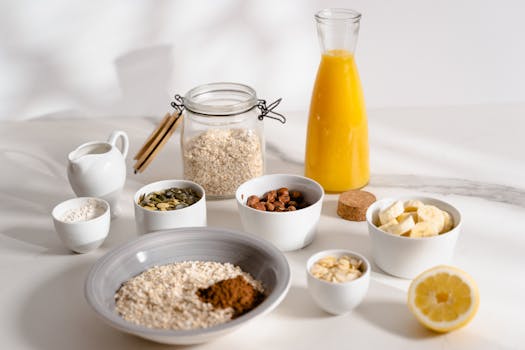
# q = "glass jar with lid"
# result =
<box><xmin>174</xmin><ymin>82</ymin><xmax>284</xmax><ymax>199</ymax></box>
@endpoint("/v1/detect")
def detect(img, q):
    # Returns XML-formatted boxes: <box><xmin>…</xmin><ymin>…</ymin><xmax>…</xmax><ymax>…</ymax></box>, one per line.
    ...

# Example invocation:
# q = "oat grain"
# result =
<box><xmin>114</xmin><ymin>261</ymin><xmax>264</xmax><ymax>330</ymax></box>
<box><xmin>183</xmin><ymin>129</ymin><xmax>263</xmax><ymax>197</ymax></box>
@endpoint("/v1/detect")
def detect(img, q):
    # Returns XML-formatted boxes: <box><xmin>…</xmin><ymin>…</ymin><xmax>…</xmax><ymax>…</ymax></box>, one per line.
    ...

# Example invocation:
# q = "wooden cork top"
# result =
<box><xmin>337</xmin><ymin>190</ymin><xmax>376</xmax><ymax>221</ymax></box>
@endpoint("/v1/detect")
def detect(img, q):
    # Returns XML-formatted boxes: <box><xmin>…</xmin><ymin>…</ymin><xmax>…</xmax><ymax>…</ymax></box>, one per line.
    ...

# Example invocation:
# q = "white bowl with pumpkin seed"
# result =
<box><xmin>133</xmin><ymin>179</ymin><xmax>207</xmax><ymax>234</ymax></box>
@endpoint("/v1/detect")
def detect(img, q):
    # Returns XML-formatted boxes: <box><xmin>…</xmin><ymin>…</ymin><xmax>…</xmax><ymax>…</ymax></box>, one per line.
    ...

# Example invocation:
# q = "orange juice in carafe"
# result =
<box><xmin>305</xmin><ymin>9</ymin><xmax>369</xmax><ymax>192</ymax></box>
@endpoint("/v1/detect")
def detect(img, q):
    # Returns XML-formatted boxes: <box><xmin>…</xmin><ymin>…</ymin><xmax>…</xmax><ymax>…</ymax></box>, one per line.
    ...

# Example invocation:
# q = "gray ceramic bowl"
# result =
<box><xmin>85</xmin><ymin>227</ymin><xmax>291</xmax><ymax>345</ymax></box>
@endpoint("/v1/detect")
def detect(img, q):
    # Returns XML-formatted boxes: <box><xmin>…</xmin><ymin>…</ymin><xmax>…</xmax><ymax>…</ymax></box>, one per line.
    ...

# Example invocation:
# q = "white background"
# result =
<box><xmin>1</xmin><ymin>0</ymin><xmax>524</xmax><ymax>120</ymax></box>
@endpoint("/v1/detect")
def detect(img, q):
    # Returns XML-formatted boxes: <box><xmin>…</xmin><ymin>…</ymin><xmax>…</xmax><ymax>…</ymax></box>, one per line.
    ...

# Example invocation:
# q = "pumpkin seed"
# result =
<box><xmin>138</xmin><ymin>187</ymin><xmax>201</xmax><ymax>211</ymax></box>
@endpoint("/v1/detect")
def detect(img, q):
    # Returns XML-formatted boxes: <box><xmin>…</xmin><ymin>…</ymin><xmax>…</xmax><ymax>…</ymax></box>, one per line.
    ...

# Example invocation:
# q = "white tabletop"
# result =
<box><xmin>1</xmin><ymin>104</ymin><xmax>524</xmax><ymax>349</ymax></box>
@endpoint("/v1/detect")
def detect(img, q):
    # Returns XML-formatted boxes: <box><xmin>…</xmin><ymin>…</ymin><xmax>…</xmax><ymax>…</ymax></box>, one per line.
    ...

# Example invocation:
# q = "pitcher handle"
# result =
<box><xmin>107</xmin><ymin>130</ymin><xmax>129</xmax><ymax>158</ymax></box>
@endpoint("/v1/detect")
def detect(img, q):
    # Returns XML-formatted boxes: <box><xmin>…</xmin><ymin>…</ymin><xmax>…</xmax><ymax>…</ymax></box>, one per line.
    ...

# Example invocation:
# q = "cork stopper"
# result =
<box><xmin>337</xmin><ymin>190</ymin><xmax>376</xmax><ymax>221</ymax></box>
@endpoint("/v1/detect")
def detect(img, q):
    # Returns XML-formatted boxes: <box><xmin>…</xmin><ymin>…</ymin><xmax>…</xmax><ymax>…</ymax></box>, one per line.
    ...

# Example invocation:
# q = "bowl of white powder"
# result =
<box><xmin>52</xmin><ymin>197</ymin><xmax>110</xmax><ymax>253</ymax></box>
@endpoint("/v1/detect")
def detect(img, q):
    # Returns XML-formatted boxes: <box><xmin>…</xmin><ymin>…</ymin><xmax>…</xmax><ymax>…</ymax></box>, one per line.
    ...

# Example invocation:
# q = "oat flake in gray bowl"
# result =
<box><xmin>84</xmin><ymin>228</ymin><xmax>291</xmax><ymax>345</ymax></box>
<box><xmin>114</xmin><ymin>261</ymin><xmax>264</xmax><ymax>330</ymax></box>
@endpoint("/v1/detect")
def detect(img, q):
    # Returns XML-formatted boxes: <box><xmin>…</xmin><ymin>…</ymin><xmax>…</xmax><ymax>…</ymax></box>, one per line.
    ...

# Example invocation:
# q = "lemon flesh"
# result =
<box><xmin>408</xmin><ymin>265</ymin><xmax>479</xmax><ymax>333</ymax></box>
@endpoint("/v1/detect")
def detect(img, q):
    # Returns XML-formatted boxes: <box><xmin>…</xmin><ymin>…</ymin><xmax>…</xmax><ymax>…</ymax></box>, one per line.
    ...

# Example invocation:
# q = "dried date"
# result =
<box><xmin>246</xmin><ymin>187</ymin><xmax>309</xmax><ymax>212</ymax></box>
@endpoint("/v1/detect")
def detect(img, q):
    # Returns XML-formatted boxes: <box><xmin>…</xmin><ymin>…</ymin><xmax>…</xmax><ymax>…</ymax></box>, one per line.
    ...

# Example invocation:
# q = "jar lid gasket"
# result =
<box><xmin>183</xmin><ymin>82</ymin><xmax>258</xmax><ymax>116</ymax></box>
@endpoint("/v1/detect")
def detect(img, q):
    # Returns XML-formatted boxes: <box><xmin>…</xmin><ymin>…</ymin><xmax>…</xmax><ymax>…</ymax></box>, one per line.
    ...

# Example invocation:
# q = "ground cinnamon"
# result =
<box><xmin>196</xmin><ymin>275</ymin><xmax>265</xmax><ymax>318</ymax></box>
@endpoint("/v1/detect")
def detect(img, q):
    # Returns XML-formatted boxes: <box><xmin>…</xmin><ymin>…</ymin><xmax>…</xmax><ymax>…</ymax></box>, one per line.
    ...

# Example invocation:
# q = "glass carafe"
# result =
<box><xmin>305</xmin><ymin>8</ymin><xmax>369</xmax><ymax>192</ymax></box>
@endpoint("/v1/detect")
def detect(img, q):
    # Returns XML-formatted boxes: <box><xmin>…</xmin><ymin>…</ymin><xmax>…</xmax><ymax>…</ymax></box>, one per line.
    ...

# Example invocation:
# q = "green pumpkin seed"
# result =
<box><xmin>138</xmin><ymin>187</ymin><xmax>201</xmax><ymax>211</ymax></box>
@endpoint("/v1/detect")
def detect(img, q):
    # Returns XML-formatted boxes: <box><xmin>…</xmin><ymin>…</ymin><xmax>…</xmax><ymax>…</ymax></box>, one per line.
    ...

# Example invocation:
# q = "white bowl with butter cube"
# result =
<box><xmin>366</xmin><ymin>196</ymin><xmax>462</xmax><ymax>279</ymax></box>
<box><xmin>306</xmin><ymin>249</ymin><xmax>370</xmax><ymax>315</ymax></box>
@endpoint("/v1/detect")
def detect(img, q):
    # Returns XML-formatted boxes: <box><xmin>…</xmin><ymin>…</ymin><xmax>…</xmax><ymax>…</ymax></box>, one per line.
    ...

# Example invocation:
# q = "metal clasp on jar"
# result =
<box><xmin>256</xmin><ymin>99</ymin><xmax>286</xmax><ymax>124</ymax></box>
<box><xmin>171</xmin><ymin>94</ymin><xmax>286</xmax><ymax>124</ymax></box>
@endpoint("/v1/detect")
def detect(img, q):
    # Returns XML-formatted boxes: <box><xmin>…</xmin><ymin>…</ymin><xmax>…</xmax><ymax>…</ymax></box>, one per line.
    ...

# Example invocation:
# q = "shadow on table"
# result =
<box><xmin>0</xmin><ymin>148</ymin><xmax>75</xmax><ymax>255</ymax></box>
<box><xmin>320</xmin><ymin>197</ymin><xmax>339</xmax><ymax>219</ymax></box>
<box><xmin>99</xmin><ymin>212</ymin><xmax>140</xmax><ymax>248</ymax></box>
<box><xmin>0</xmin><ymin>183</ymin><xmax>67</xmax><ymax>217</ymax></box>
<box><xmin>2</xmin><ymin>226</ymin><xmax>70</xmax><ymax>255</ymax></box>
<box><xmin>0</xmin><ymin>149</ymin><xmax>68</xmax><ymax>211</ymax></box>
<box><xmin>355</xmin><ymin>299</ymin><xmax>434</xmax><ymax>340</ymax></box>
<box><xmin>206</xmin><ymin>206</ymin><xmax>243</xmax><ymax>231</ymax></box>
<box><xmin>274</xmin><ymin>286</ymin><xmax>330</xmax><ymax>319</ymax></box>
<box><xmin>17</xmin><ymin>261</ymin><xmax>195</xmax><ymax>350</ymax></box>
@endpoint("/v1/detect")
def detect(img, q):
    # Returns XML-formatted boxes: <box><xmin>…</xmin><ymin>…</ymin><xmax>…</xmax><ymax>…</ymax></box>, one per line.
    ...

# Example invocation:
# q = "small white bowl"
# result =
<box><xmin>133</xmin><ymin>179</ymin><xmax>207</xmax><ymax>235</ymax></box>
<box><xmin>235</xmin><ymin>174</ymin><xmax>324</xmax><ymax>252</ymax></box>
<box><xmin>306</xmin><ymin>249</ymin><xmax>370</xmax><ymax>315</ymax></box>
<box><xmin>52</xmin><ymin>197</ymin><xmax>110</xmax><ymax>253</ymax></box>
<box><xmin>366</xmin><ymin>196</ymin><xmax>462</xmax><ymax>279</ymax></box>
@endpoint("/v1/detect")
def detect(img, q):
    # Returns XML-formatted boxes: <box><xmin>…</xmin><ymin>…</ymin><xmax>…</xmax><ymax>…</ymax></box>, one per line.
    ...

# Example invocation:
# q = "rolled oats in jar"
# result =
<box><xmin>174</xmin><ymin>83</ymin><xmax>284</xmax><ymax>199</ymax></box>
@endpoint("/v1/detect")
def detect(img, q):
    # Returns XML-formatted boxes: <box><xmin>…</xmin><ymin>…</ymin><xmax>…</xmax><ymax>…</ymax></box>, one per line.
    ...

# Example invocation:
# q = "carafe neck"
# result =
<box><xmin>315</xmin><ymin>8</ymin><xmax>361</xmax><ymax>55</ymax></box>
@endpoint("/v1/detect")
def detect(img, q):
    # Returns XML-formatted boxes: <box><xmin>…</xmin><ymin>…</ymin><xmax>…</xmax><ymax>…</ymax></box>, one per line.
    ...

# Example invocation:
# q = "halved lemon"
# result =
<box><xmin>408</xmin><ymin>265</ymin><xmax>479</xmax><ymax>333</ymax></box>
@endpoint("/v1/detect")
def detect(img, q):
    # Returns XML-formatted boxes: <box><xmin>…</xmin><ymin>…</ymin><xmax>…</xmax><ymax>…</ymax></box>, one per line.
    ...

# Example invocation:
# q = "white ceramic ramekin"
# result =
<box><xmin>235</xmin><ymin>174</ymin><xmax>324</xmax><ymax>252</ymax></box>
<box><xmin>366</xmin><ymin>196</ymin><xmax>462</xmax><ymax>279</ymax></box>
<box><xmin>306</xmin><ymin>249</ymin><xmax>370</xmax><ymax>315</ymax></box>
<box><xmin>52</xmin><ymin>197</ymin><xmax>110</xmax><ymax>253</ymax></box>
<box><xmin>133</xmin><ymin>179</ymin><xmax>206</xmax><ymax>235</ymax></box>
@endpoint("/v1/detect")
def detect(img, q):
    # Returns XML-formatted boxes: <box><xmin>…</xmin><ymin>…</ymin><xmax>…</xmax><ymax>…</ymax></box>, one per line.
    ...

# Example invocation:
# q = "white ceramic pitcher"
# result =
<box><xmin>67</xmin><ymin>130</ymin><xmax>129</xmax><ymax>217</ymax></box>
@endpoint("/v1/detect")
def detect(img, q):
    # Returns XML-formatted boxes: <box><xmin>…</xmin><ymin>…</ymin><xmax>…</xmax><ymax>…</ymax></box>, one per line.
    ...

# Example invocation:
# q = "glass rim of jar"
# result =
<box><xmin>183</xmin><ymin>82</ymin><xmax>258</xmax><ymax>116</ymax></box>
<box><xmin>315</xmin><ymin>8</ymin><xmax>362</xmax><ymax>24</ymax></box>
